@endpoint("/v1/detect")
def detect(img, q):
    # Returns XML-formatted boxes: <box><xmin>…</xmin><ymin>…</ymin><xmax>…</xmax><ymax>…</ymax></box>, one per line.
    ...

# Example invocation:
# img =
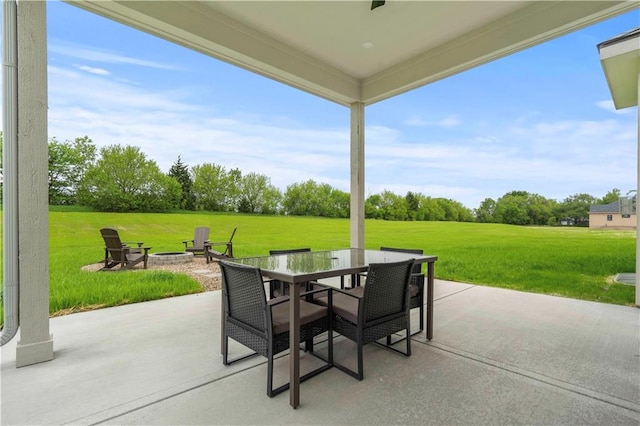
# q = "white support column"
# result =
<box><xmin>636</xmin><ymin>69</ymin><xmax>640</xmax><ymax>307</ymax></box>
<box><xmin>15</xmin><ymin>0</ymin><xmax>53</xmax><ymax>367</ymax></box>
<box><xmin>350</xmin><ymin>102</ymin><xmax>365</xmax><ymax>249</ymax></box>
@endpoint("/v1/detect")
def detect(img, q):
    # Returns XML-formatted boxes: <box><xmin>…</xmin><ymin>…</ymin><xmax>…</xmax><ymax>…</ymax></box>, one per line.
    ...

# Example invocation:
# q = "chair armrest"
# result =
<box><xmin>301</xmin><ymin>286</ymin><xmax>331</xmax><ymax>298</ymax></box>
<box><xmin>267</xmin><ymin>295</ymin><xmax>290</xmax><ymax>306</ymax></box>
<box><xmin>266</xmin><ymin>285</ymin><xmax>331</xmax><ymax>305</ymax></box>
<box><xmin>123</xmin><ymin>241</ymin><xmax>144</xmax><ymax>247</ymax></box>
<box><xmin>309</xmin><ymin>281</ymin><xmax>359</xmax><ymax>298</ymax></box>
<box><xmin>206</xmin><ymin>241</ymin><xmax>231</xmax><ymax>246</ymax></box>
<box><xmin>308</xmin><ymin>281</ymin><xmax>331</xmax><ymax>290</ymax></box>
<box><xmin>121</xmin><ymin>246</ymin><xmax>151</xmax><ymax>254</ymax></box>
<box><xmin>330</xmin><ymin>286</ymin><xmax>362</xmax><ymax>299</ymax></box>
<box><xmin>410</xmin><ymin>272</ymin><xmax>425</xmax><ymax>288</ymax></box>
<box><xmin>107</xmin><ymin>247</ymin><xmax>127</xmax><ymax>254</ymax></box>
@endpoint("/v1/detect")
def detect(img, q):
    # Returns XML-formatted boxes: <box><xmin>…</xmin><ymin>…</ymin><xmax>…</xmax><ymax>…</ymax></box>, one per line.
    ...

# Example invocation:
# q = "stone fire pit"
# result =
<box><xmin>147</xmin><ymin>252</ymin><xmax>194</xmax><ymax>266</ymax></box>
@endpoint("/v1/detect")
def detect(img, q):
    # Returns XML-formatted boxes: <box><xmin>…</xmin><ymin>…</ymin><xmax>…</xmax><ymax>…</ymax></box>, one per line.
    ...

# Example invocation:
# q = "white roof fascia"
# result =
<box><xmin>67</xmin><ymin>0</ymin><xmax>361</xmax><ymax>106</ymax></box>
<box><xmin>599</xmin><ymin>29</ymin><xmax>640</xmax><ymax>109</ymax></box>
<box><xmin>362</xmin><ymin>1</ymin><xmax>639</xmax><ymax>105</ymax></box>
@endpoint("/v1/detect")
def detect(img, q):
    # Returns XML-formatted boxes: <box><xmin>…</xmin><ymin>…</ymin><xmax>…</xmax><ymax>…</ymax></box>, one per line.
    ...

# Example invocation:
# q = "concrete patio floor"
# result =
<box><xmin>1</xmin><ymin>280</ymin><xmax>639</xmax><ymax>425</ymax></box>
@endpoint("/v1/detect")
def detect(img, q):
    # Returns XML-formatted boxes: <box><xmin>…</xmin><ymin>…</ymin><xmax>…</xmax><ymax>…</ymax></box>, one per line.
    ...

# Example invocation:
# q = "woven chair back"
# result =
<box><xmin>380</xmin><ymin>247</ymin><xmax>423</xmax><ymax>274</ymax></box>
<box><xmin>363</xmin><ymin>259</ymin><xmax>414</xmax><ymax>323</ymax></box>
<box><xmin>219</xmin><ymin>261</ymin><xmax>268</xmax><ymax>333</ymax></box>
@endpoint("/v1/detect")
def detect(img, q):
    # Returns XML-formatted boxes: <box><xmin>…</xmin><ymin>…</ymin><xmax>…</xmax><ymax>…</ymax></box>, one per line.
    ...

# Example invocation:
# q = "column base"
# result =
<box><xmin>16</xmin><ymin>335</ymin><xmax>53</xmax><ymax>367</ymax></box>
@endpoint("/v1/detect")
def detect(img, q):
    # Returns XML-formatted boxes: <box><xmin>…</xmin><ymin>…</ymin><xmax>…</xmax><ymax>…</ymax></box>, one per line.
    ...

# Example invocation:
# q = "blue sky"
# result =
<box><xmin>11</xmin><ymin>2</ymin><xmax>640</xmax><ymax>208</ymax></box>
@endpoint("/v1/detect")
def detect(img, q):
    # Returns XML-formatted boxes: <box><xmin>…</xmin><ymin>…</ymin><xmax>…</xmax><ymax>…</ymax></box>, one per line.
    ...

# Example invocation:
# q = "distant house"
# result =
<box><xmin>559</xmin><ymin>218</ymin><xmax>575</xmax><ymax>226</ymax></box>
<box><xmin>589</xmin><ymin>200</ymin><xmax>636</xmax><ymax>229</ymax></box>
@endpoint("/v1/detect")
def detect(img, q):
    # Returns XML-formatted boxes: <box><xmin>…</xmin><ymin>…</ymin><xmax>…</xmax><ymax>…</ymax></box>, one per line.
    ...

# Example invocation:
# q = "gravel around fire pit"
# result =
<box><xmin>81</xmin><ymin>257</ymin><xmax>222</xmax><ymax>292</ymax></box>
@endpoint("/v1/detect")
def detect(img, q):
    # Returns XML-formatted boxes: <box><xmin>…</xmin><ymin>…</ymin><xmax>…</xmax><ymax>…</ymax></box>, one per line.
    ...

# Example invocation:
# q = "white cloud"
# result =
<box><xmin>403</xmin><ymin>115</ymin><xmax>461</xmax><ymax>128</ymax></box>
<box><xmin>48</xmin><ymin>65</ymin><xmax>200</xmax><ymax>112</ymax></box>
<box><xmin>45</xmin><ymin>52</ymin><xmax>638</xmax><ymax>210</ymax></box>
<box><xmin>595</xmin><ymin>100</ymin><xmax>632</xmax><ymax>115</ymax></box>
<box><xmin>49</xmin><ymin>39</ymin><xmax>182</xmax><ymax>71</ymax></box>
<box><xmin>76</xmin><ymin>65</ymin><xmax>110</xmax><ymax>76</ymax></box>
<box><xmin>47</xmin><ymin>64</ymin><xmax>352</xmax><ymax>195</ymax></box>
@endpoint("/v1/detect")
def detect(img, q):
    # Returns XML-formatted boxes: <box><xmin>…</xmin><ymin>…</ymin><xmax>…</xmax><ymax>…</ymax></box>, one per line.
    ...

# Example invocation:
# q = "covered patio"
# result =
<box><xmin>2</xmin><ymin>279</ymin><xmax>638</xmax><ymax>424</ymax></box>
<box><xmin>2</xmin><ymin>0</ymin><xmax>640</xmax><ymax>420</ymax></box>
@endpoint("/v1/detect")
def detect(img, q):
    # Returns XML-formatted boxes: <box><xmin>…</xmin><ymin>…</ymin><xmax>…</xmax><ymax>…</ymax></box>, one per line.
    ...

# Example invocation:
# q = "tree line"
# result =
<box><xmin>0</xmin><ymin>133</ymin><xmax>621</xmax><ymax>225</ymax></box>
<box><xmin>475</xmin><ymin>190</ymin><xmax>621</xmax><ymax>226</ymax></box>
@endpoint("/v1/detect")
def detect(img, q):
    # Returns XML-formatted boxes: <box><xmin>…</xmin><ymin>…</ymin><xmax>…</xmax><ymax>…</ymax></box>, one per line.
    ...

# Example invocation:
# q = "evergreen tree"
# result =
<box><xmin>168</xmin><ymin>156</ymin><xmax>195</xmax><ymax>210</ymax></box>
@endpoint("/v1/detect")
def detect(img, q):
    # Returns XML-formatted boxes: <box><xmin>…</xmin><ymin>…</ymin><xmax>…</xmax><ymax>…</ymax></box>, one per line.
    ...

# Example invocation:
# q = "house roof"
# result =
<box><xmin>598</xmin><ymin>25</ymin><xmax>640</xmax><ymax>109</ymax></box>
<box><xmin>597</xmin><ymin>26</ymin><xmax>640</xmax><ymax>48</ymax></box>
<box><xmin>590</xmin><ymin>200</ymin><xmax>621</xmax><ymax>213</ymax></box>
<box><xmin>67</xmin><ymin>1</ymin><xmax>639</xmax><ymax>107</ymax></box>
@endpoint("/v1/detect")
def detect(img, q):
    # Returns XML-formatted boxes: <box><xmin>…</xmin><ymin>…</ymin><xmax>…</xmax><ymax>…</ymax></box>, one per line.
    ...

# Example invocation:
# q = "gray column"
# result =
<box><xmin>350</xmin><ymin>103</ymin><xmax>365</xmax><ymax>249</ymax></box>
<box><xmin>15</xmin><ymin>0</ymin><xmax>53</xmax><ymax>367</ymax></box>
<box><xmin>636</xmin><ymin>69</ymin><xmax>640</xmax><ymax>307</ymax></box>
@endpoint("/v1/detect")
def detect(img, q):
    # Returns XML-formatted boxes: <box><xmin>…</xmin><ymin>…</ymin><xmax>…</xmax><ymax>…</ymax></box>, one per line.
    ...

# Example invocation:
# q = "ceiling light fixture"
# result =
<box><xmin>371</xmin><ymin>1</ymin><xmax>386</xmax><ymax>11</ymax></box>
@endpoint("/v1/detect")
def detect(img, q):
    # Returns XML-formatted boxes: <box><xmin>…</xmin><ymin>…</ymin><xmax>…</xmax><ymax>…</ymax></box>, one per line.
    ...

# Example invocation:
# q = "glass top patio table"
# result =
<box><xmin>232</xmin><ymin>248</ymin><xmax>436</xmax><ymax>283</ymax></box>
<box><xmin>226</xmin><ymin>248</ymin><xmax>437</xmax><ymax>409</ymax></box>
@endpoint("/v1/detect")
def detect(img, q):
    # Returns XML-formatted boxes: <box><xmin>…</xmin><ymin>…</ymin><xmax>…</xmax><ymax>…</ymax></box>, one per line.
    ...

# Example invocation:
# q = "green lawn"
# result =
<box><xmin>0</xmin><ymin>210</ymin><xmax>636</xmax><ymax>325</ymax></box>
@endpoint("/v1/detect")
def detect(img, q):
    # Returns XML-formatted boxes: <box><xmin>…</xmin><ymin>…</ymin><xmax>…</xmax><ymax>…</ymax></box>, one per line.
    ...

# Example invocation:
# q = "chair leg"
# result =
<box><xmin>373</xmin><ymin>315</ymin><xmax>413</xmax><ymax>357</ymax></box>
<box><xmin>267</xmin><ymin>348</ymin><xmax>275</xmax><ymax>397</ymax></box>
<box><xmin>328</xmin><ymin>324</ymin><xmax>333</xmax><ymax>365</ymax></box>
<box><xmin>356</xmin><ymin>335</ymin><xmax>364</xmax><ymax>380</ymax></box>
<box><xmin>331</xmin><ymin>318</ymin><xmax>366</xmax><ymax>381</ymax></box>
<box><xmin>406</xmin><ymin>317</ymin><xmax>412</xmax><ymax>356</ymax></box>
<box><xmin>267</xmin><ymin>345</ymin><xmax>333</xmax><ymax>398</ymax></box>
<box><xmin>221</xmin><ymin>331</ymin><xmax>260</xmax><ymax>365</ymax></box>
<box><xmin>222</xmin><ymin>334</ymin><xmax>229</xmax><ymax>365</ymax></box>
<box><xmin>304</xmin><ymin>335</ymin><xmax>313</xmax><ymax>353</ymax></box>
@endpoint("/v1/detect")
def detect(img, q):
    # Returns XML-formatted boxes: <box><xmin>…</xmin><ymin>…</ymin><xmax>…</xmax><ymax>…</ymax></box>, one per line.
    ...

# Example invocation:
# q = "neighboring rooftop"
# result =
<box><xmin>590</xmin><ymin>199</ymin><xmax>621</xmax><ymax>213</ymax></box>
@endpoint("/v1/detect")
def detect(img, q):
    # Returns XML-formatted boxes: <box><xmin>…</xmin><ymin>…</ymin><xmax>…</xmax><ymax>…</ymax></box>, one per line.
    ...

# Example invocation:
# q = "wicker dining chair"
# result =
<box><xmin>380</xmin><ymin>247</ymin><xmax>425</xmax><ymax>336</ymax></box>
<box><xmin>315</xmin><ymin>258</ymin><xmax>415</xmax><ymax>380</ymax></box>
<box><xmin>219</xmin><ymin>260</ymin><xmax>333</xmax><ymax>397</ymax></box>
<box><xmin>267</xmin><ymin>248</ymin><xmax>311</xmax><ymax>299</ymax></box>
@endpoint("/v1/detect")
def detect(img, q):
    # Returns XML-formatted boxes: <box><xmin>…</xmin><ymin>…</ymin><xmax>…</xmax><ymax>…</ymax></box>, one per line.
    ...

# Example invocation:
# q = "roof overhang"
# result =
<box><xmin>66</xmin><ymin>1</ymin><xmax>639</xmax><ymax>107</ymax></box>
<box><xmin>598</xmin><ymin>27</ymin><xmax>640</xmax><ymax>109</ymax></box>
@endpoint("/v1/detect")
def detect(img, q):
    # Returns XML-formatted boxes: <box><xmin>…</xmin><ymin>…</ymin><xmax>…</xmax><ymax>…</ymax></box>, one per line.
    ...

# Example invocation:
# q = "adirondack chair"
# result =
<box><xmin>100</xmin><ymin>228</ymin><xmax>151</xmax><ymax>270</ymax></box>
<box><xmin>205</xmin><ymin>227</ymin><xmax>237</xmax><ymax>263</ymax></box>
<box><xmin>182</xmin><ymin>226</ymin><xmax>210</xmax><ymax>256</ymax></box>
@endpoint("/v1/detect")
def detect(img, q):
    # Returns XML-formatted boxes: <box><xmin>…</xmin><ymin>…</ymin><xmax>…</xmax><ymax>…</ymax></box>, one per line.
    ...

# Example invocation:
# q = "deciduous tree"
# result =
<box><xmin>237</xmin><ymin>172</ymin><xmax>282</xmax><ymax>214</ymax></box>
<box><xmin>48</xmin><ymin>136</ymin><xmax>96</xmax><ymax>205</ymax></box>
<box><xmin>555</xmin><ymin>193</ymin><xmax>596</xmax><ymax>225</ymax></box>
<box><xmin>600</xmin><ymin>188</ymin><xmax>621</xmax><ymax>204</ymax></box>
<box><xmin>192</xmin><ymin>163</ymin><xmax>236</xmax><ymax>211</ymax></box>
<box><xmin>78</xmin><ymin>145</ymin><xmax>180</xmax><ymax>212</ymax></box>
<box><xmin>475</xmin><ymin>198</ymin><xmax>497</xmax><ymax>223</ymax></box>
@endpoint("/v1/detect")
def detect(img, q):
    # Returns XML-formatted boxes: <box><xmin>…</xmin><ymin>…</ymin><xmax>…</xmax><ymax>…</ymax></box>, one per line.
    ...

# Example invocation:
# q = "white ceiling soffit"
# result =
<box><xmin>598</xmin><ymin>28</ymin><xmax>640</xmax><ymax>109</ymax></box>
<box><xmin>67</xmin><ymin>1</ymin><xmax>639</xmax><ymax>107</ymax></box>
